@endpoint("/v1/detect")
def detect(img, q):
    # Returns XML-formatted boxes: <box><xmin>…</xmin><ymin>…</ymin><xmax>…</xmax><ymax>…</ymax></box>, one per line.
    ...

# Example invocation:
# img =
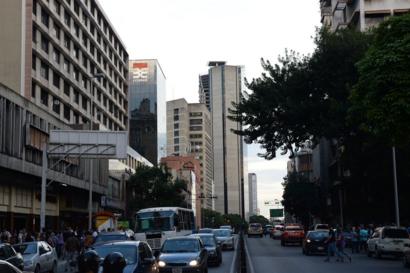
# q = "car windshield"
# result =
<box><xmin>199</xmin><ymin>236</ymin><xmax>216</xmax><ymax>247</ymax></box>
<box><xmin>95</xmin><ymin>234</ymin><xmax>126</xmax><ymax>243</ymax></box>
<box><xmin>162</xmin><ymin>239</ymin><xmax>199</xmax><ymax>253</ymax></box>
<box><xmin>384</xmin><ymin>229</ymin><xmax>408</xmax><ymax>239</ymax></box>
<box><xmin>13</xmin><ymin>243</ymin><xmax>37</xmax><ymax>255</ymax></box>
<box><xmin>93</xmin><ymin>245</ymin><xmax>137</xmax><ymax>264</ymax></box>
<box><xmin>286</xmin><ymin>226</ymin><xmax>303</xmax><ymax>231</ymax></box>
<box><xmin>136</xmin><ymin>211</ymin><xmax>173</xmax><ymax>232</ymax></box>
<box><xmin>214</xmin><ymin>230</ymin><xmax>231</xmax><ymax>237</ymax></box>
<box><xmin>316</xmin><ymin>225</ymin><xmax>329</xmax><ymax>229</ymax></box>
<box><xmin>308</xmin><ymin>231</ymin><xmax>328</xmax><ymax>239</ymax></box>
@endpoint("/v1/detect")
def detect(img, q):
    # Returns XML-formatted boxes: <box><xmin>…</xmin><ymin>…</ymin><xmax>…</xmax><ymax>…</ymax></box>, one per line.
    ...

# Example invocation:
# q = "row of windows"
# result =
<box><xmin>32</xmin><ymin>31</ymin><xmax>126</xmax><ymax>125</ymax></box>
<box><xmin>33</xmin><ymin>0</ymin><xmax>128</xmax><ymax>108</ymax></box>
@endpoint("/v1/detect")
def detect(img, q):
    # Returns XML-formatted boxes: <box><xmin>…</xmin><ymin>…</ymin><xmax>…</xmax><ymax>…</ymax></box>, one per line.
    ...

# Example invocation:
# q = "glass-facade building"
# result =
<box><xmin>128</xmin><ymin>59</ymin><xmax>166</xmax><ymax>165</ymax></box>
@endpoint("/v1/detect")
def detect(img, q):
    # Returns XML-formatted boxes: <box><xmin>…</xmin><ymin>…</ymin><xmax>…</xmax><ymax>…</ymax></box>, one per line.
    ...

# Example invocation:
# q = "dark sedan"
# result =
<box><xmin>302</xmin><ymin>230</ymin><xmax>329</xmax><ymax>255</ymax></box>
<box><xmin>0</xmin><ymin>244</ymin><xmax>24</xmax><ymax>270</ymax></box>
<box><xmin>93</xmin><ymin>241</ymin><xmax>158</xmax><ymax>273</ymax></box>
<box><xmin>189</xmin><ymin>234</ymin><xmax>222</xmax><ymax>266</ymax></box>
<box><xmin>157</xmin><ymin>237</ymin><xmax>208</xmax><ymax>273</ymax></box>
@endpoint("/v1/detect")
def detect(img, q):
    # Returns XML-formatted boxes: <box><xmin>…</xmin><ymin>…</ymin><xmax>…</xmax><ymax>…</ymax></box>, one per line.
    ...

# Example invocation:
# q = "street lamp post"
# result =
<box><xmin>392</xmin><ymin>146</ymin><xmax>400</xmax><ymax>227</ymax></box>
<box><xmin>88</xmin><ymin>73</ymin><xmax>104</xmax><ymax>230</ymax></box>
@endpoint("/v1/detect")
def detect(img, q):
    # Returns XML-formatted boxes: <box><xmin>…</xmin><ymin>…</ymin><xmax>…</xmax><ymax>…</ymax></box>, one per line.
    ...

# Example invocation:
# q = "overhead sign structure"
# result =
<box><xmin>49</xmin><ymin>130</ymin><xmax>127</xmax><ymax>159</ymax></box>
<box><xmin>270</xmin><ymin>208</ymin><xmax>284</xmax><ymax>218</ymax></box>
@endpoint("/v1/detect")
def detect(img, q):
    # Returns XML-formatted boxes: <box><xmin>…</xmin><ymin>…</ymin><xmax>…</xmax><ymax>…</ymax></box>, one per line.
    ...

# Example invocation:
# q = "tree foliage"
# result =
<box><xmin>126</xmin><ymin>165</ymin><xmax>188</xmax><ymax>219</ymax></box>
<box><xmin>350</xmin><ymin>14</ymin><xmax>410</xmax><ymax>147</ymax></box>
<box><xmin>282</xmin><ymin>173</ymin><xmax>321</xmax><ymax>226</ymax></box>
<box><xmin>229</xmin><ymin>28</ymin><xmax>372</xmax><ymax>159</ymax></box>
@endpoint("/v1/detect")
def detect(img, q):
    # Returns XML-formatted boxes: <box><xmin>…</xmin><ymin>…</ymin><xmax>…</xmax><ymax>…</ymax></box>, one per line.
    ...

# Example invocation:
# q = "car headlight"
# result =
<box><xmin>306</xmin><ymin>239</ymin><xmax>311</xmax><ymax>243</ymax></box>
<box><xmin>158</xmin><ymin>261</ymin><xmax>166</xmax><ymax>267</ymax></box>
<box><xmin>189</xmin><ymin>260</ymin><xmax>198</xmax><ymax>267</ymax></box>
<box><xmin>24</xmin><ymin>260</ymin><xmax>33</xmax><ymax>266</ymax></box>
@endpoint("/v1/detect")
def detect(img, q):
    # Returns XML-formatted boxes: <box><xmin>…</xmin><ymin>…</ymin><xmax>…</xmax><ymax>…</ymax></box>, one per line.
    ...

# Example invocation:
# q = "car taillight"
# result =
<box><xmin>283</xmin><ymin>232</ymin><xmax>288</xmax><ymax>236</ymax></box>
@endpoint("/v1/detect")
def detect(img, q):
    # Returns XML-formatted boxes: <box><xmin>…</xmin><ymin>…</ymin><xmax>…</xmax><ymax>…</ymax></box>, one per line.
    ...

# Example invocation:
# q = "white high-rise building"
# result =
<box><xmin>248</xmin><ymin>173</ymin><xmax>258</xmax><ymax>216</ymax></box>
<box><xmin>201</xmin><ymin>61</ymin><xmax>245</xmax><ymax>216</ymax></box>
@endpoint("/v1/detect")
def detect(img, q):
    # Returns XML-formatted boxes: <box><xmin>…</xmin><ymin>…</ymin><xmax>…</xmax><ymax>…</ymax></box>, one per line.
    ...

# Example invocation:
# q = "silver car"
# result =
<box><xmin>213</xmin><ymin>229</ymin><xmax>235</xmax><ymax>250</ymax></box>
<box><xmin>13</xmin><ymin>241</ymin><xmax>58</xmax><ymax>273</ymax></box>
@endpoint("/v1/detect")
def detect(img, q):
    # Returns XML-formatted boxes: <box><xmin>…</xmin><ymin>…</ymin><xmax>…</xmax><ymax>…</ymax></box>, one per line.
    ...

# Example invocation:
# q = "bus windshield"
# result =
<box><xmin>136</xmin><ymin>210</ymin><xmax>174</xmax><ymax>232</ymax></box>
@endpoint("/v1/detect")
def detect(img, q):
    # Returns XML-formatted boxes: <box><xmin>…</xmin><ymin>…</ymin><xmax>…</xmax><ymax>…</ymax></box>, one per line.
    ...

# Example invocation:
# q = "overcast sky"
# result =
<box><xmin>99</xmin><ymin>0</ymin><xmax>321</xmax><ymax>218</ymax></box>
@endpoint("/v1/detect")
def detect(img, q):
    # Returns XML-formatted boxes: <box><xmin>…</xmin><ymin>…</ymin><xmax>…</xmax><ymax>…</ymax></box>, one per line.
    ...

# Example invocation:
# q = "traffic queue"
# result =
<box><xmin>256</xmin><ymin>222</ymin><xmax>410</xmax><ymax>267</ymax></box>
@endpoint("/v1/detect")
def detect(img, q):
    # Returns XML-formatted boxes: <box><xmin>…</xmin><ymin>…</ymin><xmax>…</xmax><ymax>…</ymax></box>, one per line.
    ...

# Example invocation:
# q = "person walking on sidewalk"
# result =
<box><xmin>336</xmin><ymin>228</ymin><xmax>351</xmax><ymax>263</ymax></box>
<box><xmin>324</xmin><ymin>226</ymin><xmax>338</xmax><ymax>262</ymax></box>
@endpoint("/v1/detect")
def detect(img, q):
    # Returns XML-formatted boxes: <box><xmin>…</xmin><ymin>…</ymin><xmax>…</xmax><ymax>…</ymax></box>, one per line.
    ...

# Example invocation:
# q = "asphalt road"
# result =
<box><xmin>245</xmin><ymin>236</ymin><xmax>408</xmax><ymax>273</ymax></box>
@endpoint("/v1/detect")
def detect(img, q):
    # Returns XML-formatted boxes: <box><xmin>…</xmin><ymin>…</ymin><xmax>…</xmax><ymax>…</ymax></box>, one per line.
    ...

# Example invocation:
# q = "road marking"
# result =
<box><xmin>244</xmin><ymin>237</ymin><xmax>256</xmax><ymax>273</ymax></box>
<box><xmin>229</xmin><ymin>236</ymin><xmax>240</xmax><ymax>273</ymax></box>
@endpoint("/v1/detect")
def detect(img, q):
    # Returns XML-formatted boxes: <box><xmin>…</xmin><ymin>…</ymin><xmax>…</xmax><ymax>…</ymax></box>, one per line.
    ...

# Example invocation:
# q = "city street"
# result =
<box><xmin>245</xmin><ymin>236</ymin><xmax>408</xmax><ymax>273</ymax></box>
<box><xmin>209</xmin><ymin>247</ymin><xmax>236</xmax><ymax>273</ymax></box>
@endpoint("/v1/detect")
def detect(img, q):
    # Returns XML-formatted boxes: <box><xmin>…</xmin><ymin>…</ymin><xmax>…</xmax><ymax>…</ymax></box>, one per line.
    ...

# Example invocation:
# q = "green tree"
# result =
<box><xmin>249</xmin><ymin>215</ymin><xmax>269</xmax><ymax>226</ymax></box>
<box><xmin>224</xmin><ymin>214</ymin><xmax>248</xmax><ymax>232</ymax></box>
<box><xmin>202</xmin><ymin>209</ymin><xmax>224</xmax><ymax>228</ymax></box>
<box><xmin>229</xmin><ymin>28</ymin><xmax>372</xmax><ymax>159</ymax></box>
<box><xmin>126</xmin><ymin>165</ymin><xmax>188</xmax><ymax>220</ymax></box>
<box><xmin>282</xmin><ymin>173</ymin><xmax>321</xmax><ymax>227</ymax></box>
<box><xmin>350</xmin><ymin>14</ymin><xmax>410</xmax><ymax>147</ymax></box>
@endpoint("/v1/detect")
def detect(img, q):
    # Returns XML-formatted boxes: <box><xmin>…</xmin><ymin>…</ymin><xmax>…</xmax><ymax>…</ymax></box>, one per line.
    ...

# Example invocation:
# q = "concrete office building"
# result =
<box><xmin>0</xmin><ymin>0</ymin><xmax>128</xmax><ymax>231</ymax></box>
<box><xmin>248</xmin><ymin>173</ymin><xmax>258</xmax><ymax>216</ymax></box>
<box><xmin>166</xmin><ymin>99</ymin><xmax>214</xmax><ymax>209</ymax></box>
<box><xmin>129</xmin><ymin>59</ymin><xmax>166</xmax><ymax>165</ymax></box>
<box><xmin>202</xmin><ymin>61</ymin><xmax>245</xmax><ymax>215</ymax></box>
<box><xmin>320</xmin><ymin>0</ymin><xmax>410</xmax><ymax>31</ymax></box>
<box><xmin>199</xmin><ymin>74</ymin><xmax>211</xmax><ymax>111</ymax></box>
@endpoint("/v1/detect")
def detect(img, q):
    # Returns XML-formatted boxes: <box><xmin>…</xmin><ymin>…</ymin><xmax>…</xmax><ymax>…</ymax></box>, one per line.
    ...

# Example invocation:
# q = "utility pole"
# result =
<box><xmin>392</xmin><ymin>147</ymin><xmax>400</xmax><ymax>227</ymax></box>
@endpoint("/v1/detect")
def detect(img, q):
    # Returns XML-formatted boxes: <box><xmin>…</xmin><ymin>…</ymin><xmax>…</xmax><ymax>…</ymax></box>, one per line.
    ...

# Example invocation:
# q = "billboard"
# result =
<box><xmin>49</xmin><ymin>130</ymin><xmax>127</xmax><ymax>159</ymax></box>
<box><xmin>270</xmin><ymin>208</ymin><xmax>284</xmax><ymax>218</ymax></box>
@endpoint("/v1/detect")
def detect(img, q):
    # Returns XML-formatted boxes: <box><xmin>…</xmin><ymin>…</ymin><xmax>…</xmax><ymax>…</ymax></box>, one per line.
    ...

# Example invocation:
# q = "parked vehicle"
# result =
<box><xmin>213</xmin><ymin>229</ymin><xmax>235</xmax><ymax>250</ymax></box>
<box><xmin>281</xmin><ymin>225</ymin><xmax>305</xmax><ymax>246</ymax></box>
<box><xmin>93</xmin><ymin>241</ymin><xmax>158</xmax><ymax>273</ymax></box>
<box><xmin>157</xmin><ymin>237</ymin><xmax>208</xmax><ymax>273</ymax></box>
<box><xmin>13</xmin><ymin>241</ymin><xmax>57</xmax><ymax>273</ymax></box>
<box><xmin>302</xmin><ymin>230</ymin><xmax>328</xmax><ymax>255</ymax></box>
<box><xmin>93</xmin><ymin>231</ymin><xmax>134</xmax><ymax>246</ymax></box>
<box><xmin>0</xmin><ymin>244</ymin><xmax>24</xmax><ymax>270</ymax></box>
<box><xmin>248</xmin><ymin>223</ymin><xmax>263</xmax><ymax>238</ymax></box>
<box><xmin>270</xmin><ymin>225</ymin><xmax>284</xmax><ymax>239</ymax></box>
<box><xmin>367</xmin><ymin>226</ymin><xmax>410</xmax><ymax>259</ymax></box>
<box><xmin>189</xmin><ymin>233</ymin><xmax>222</xmax><ymax>266</ymax></box>
<box><xmin>220</xmin><ymin>225</ymin><xmax>233</xmax><ymax>234</ymax></box>
<box><xmin>0</xmin><ymin>260</ymin><xmax>25</xmax><ymax>273</ymax></box>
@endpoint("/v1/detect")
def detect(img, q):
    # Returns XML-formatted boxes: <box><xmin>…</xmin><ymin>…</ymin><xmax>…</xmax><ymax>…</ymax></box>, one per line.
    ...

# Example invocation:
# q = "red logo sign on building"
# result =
<box><xmin>132</xmin><ymin>62</ymin><xmax>149</xmax><ymax>82</ymax></box>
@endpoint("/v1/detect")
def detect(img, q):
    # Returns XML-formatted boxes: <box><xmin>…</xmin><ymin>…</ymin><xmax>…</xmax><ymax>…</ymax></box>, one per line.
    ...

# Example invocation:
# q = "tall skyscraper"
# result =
<box><xmin>199</xmin><ymin>74</ymin><xmax>210</xmax><ymax>111</ymax></box>
<box><xmin>128</xmin><ymin>59</ymin><xmax>166</xmax><ymax>165</ymax></box>
<box><xmin>248</xmin><ymin>173</ymin><xmax>258</xmax><ymax>216</ymax></box>
<box><xmin>202</xmin><ymin>61</ymin><xmax>245</xmax><ymax>215</ymax></box>
<box><xmin>166</xmin><ymin>98</ymin><xmax>214</xmax><ymax>209</ymax></box>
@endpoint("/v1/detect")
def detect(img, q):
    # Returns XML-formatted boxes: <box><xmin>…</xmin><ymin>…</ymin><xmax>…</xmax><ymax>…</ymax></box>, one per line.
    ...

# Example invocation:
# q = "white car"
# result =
<box><xmin>13</xmin><ymin>241</ymin><xmax>58</xmax><ymax>273</ymax></box>
<box><xmin>367</xmin><ymin>226</ymin><xmax>410</xmax><ymax>259</ymax></box>
<box><xmin>313</xmin><ymin>224</ymin><xmax>329</xmax><ymax>231</ymax></box>
<box><xmin>271</xmin><ymin>225</ymin><xmax>284</xmax><ymax>239</ymax></box>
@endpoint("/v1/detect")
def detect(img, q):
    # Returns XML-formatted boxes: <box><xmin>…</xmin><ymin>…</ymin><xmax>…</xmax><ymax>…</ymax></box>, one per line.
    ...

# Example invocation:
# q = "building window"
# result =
<box><xmin>64</xmin><ymin>10</ymin><xmax>71</xmax><ymax>26</ymax></box>
<box><xmin>174</xmin><ymin>131</ymin><xmax>179</xmax><ymax>137</ymax></box>
<box><xmin>82</xmin><ymin>56</ymin><xmax>87</xmax><ymax>69</ymax></box>
<box><xmin>64</xmin><ymin>81</ymin><xmax>70</xmax><ymax>96</ymax></box>
<box><xmin>40</xmin><ymin>61</ymin><xmax>48</xmax><ymax>80</ymax></box>
<box><xmin>53</xmin><ymin>48</ymin><xmax>60</xmax><ymax>63</ymax></box>
<box><xmin>32</xmin><ymin>26</ymin><xmax>37</xmax><ymax>43</ymax></box>
<box><xmin>54</xmin><ymin>0</ymin><xmax>61</xmax><ymax>14</ymax></box>
<box><xmin>33</xmin><ymin>0</ymin><xmax>37</xmax><ymax>15</ymax></box>
<box><xmin>174</xmin><ymin>115</ymin><xmax>179</xmax><ymax>121</ymax></box>
<box><xmin>82</xmin><ymin>96</ymin><xmax>88</xmax><ymax>110</ymax></box>
<box><xmin>53</xmin><ymin>71</ymin><xmax>60</xmax><ymax>88</ymax></box>
<box><xmin>174</xmin><ymin>145</ymin><xmax>179</xmax><ymax>152</ymax></box>
<box><xmin>73</xmin><ymin>67</ymin><xmax>79</xmax><ymax>81</ymax></box>
<box><xmin>31</xmin><ymin>81</ymin><xmax>36</xmax><ymax>98</ymax></box>
<box><xmin>63</xmin><ymin>104</ymin><xmax>70</xmax><ymax>120</ymax></box>
<box><xmin>73</xmin><ymin>112</ymin><xmax>79</xmax><ymax>124</ymax></box>
<box><xmin>174</xmin><ymin>138</ymin><xmax>179</xmax><ymax>144</ymax></box>
<box><xmin>97</xmin><ymin>90</ymin><xmax>101</xmax><ymax>101</ymax></box>
<box><xmin>41</xmin><ymin>7</ymin><xmax>49</xmax><ymax>27</ymax></box>
<box><xmin>63</xmin><ymin>58</ymin><xmax>70</xmax><ymax>73</ymax></box>
<box><xmin>41</xmin><ymin>36</ymin><xmax>49</xmax><ymax>53</ymax></box>
<box><xmin>73</xmin><ymin>45</ymin><xmax>79</xmax><ymax>59</ymax></box>
<box><xmin>64</xmin><ymin>33</ymin><xmax>70</xmax><ymax>50</ymax></box>
<box><xmin>32</xmin><ymin>53</ymin><xmax>36</xmax><ymax>70</ymax></box>
<box><xmin>74</xmin><ymin>89</ymin><xmax>79</xmax><ymax>103</ymax></box>
<box><xmin>82</xmin><ymin>74</ymin><xmax>87</xmax><ymax>89</ymax></box>
<box><xmin>40</xmin><ymin>89</ymin><xmax>48</xmax><ymax>106</ymax></box>
<box><xmin>52</xmin><ymin>97</ymin><xmax>60</xmax><ymax>114</ymax></box>
<box><xmin>190</xmin><ymin>119</ymin><xmax>203</xmax><ymax>125</ymax></box>
<box><xmin>53</xmin><ymin>23</ymin><xmax>60</xmax><ymax>40</ymax></box>
<box><xmin>74</xmin><ymin>23</ymin><xmax>80</xmax><ymax>37</ymax></box>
